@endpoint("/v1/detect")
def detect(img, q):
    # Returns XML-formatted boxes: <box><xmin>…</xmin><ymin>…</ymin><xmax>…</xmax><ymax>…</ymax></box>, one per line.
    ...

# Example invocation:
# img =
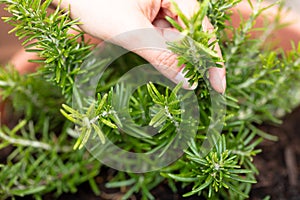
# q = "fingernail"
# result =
<box><xmin>222</xmin><ymin>76</ymin><xmax>226</xmax><ymax>94</ymax></box>
<box><xmin>174</xmin><ymin>68</ymin><xmax>197</xmax><ymax>90</ymax></box>
<box><xmin>210</xmin><ymin>71</ymin><xmax>225</xmax><ymax>94</ymax></box>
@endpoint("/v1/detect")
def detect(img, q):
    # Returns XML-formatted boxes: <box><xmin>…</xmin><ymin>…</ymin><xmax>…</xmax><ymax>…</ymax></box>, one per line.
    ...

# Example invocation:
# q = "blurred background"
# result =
<box><xmin>0</xmin><ymin>4</ymin><xmax>20</xmax><ymax>64</ymax></box>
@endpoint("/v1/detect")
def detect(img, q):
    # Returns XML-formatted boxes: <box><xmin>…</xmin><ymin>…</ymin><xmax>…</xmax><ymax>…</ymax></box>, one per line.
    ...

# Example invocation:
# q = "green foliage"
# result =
<box><xmin>0</xmin><ymin>66</ymin><xmax>64</xmax><ymax>120</ymax></box>
<box><xmin>205</xmin><ymin>0</ymin><xmax>242</xmax><ymax>31</ymax></box>
<box><xmin>60</xmin><ymin>93</ymin><xmax>119</xmax><ymax>150</ymax></box>
<box><xmin>0</xmin><ymin>67</ymin><xmax>101</xmax><ymax>199</ymax></box>
<box><xmin>167</xmin><ymin>0</ymin><xmax>224</xmax><ymax>86</ymax></box>
<box><xmin>163</xmin><ymin>135</ymin><xmax>257</xmax><ymax>199</ymax></box>
<box><xmin>147</xmin><ymin>82</ymin><xmax>183</xmax><ymax>128</ymax></box>
<box><xmin>0</xmin><ymin>0</ymin><xmax>93</xmax><ymax>100</ymax></box>
<box><xmin>106</xmin><ymin>172</ymin><xmax>163</xmax><ymax>200</ymax></box>
<box><xmin>1</xmin><ymin>0</ymin><xmax>300</xmax><ymax>199</ymax></box>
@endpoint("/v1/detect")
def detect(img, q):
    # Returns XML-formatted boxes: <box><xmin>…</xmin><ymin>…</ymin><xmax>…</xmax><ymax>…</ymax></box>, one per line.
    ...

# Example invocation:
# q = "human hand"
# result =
<box><xmin>52</xmin><ymin>0</ymin><xmax>226</xmax><ymax>93</ymax></box>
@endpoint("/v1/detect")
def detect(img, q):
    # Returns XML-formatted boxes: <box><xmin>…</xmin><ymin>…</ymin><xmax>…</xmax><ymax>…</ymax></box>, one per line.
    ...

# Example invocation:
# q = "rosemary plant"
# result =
<box><xmin>0</xmin><ymin>0</ymin><xmax>300</xmax><ymax>199</ymax></box>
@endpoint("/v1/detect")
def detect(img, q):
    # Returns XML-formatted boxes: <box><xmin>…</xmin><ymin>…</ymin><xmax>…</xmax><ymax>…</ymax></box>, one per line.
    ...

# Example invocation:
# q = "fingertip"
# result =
<box><xmin>222</xmin><ymin>76</ymin><xmax>226</xmax><ymax>94</ymax></box>
<box><xmin>209</xmin><ymin>67</ymin><xmax>226</xmax><ymax>94</ymax></box>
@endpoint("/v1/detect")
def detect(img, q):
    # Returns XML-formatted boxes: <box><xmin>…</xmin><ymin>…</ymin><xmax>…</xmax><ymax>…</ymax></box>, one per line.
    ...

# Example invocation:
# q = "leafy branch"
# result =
<box><xmin>0</xmin><ymin>0</ymin><xmax>93</xmax><ymax>100</ymax></box>
<box><xmin>60</xmin><ymin>93</ymin><xmax>120</xmax><ymax>150</ymax></box>
<box><xmin>163</xmin><ymin>135</ymin><xmax>256</xmax><ymax>198</ymax></box>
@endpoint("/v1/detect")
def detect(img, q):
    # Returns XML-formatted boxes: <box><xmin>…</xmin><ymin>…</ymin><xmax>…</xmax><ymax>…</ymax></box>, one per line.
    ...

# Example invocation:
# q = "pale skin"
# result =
<box><xmin>11</xmin><ymin>0</ymin><xmax>227</xmax><ymax>93</ymax></box>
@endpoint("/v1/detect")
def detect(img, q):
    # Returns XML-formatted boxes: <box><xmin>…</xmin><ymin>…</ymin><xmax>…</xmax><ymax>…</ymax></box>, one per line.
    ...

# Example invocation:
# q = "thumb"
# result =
<box><xmin>112</xmin><ymin>19</ymin><xmax>194</xmax><ymax>90</ymax></box>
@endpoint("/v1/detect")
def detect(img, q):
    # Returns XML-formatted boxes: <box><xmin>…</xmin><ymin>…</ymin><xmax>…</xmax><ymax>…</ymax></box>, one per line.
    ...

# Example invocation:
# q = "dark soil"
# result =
<box><xmin>250</xmin><ymin>106</ymin><xmax>300</xmax><ymax>200</ymax></box>
<box><xmin>12</xmin><ymin>107</ymin><xmax>300</xmax><ymax>199</ymax></box>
